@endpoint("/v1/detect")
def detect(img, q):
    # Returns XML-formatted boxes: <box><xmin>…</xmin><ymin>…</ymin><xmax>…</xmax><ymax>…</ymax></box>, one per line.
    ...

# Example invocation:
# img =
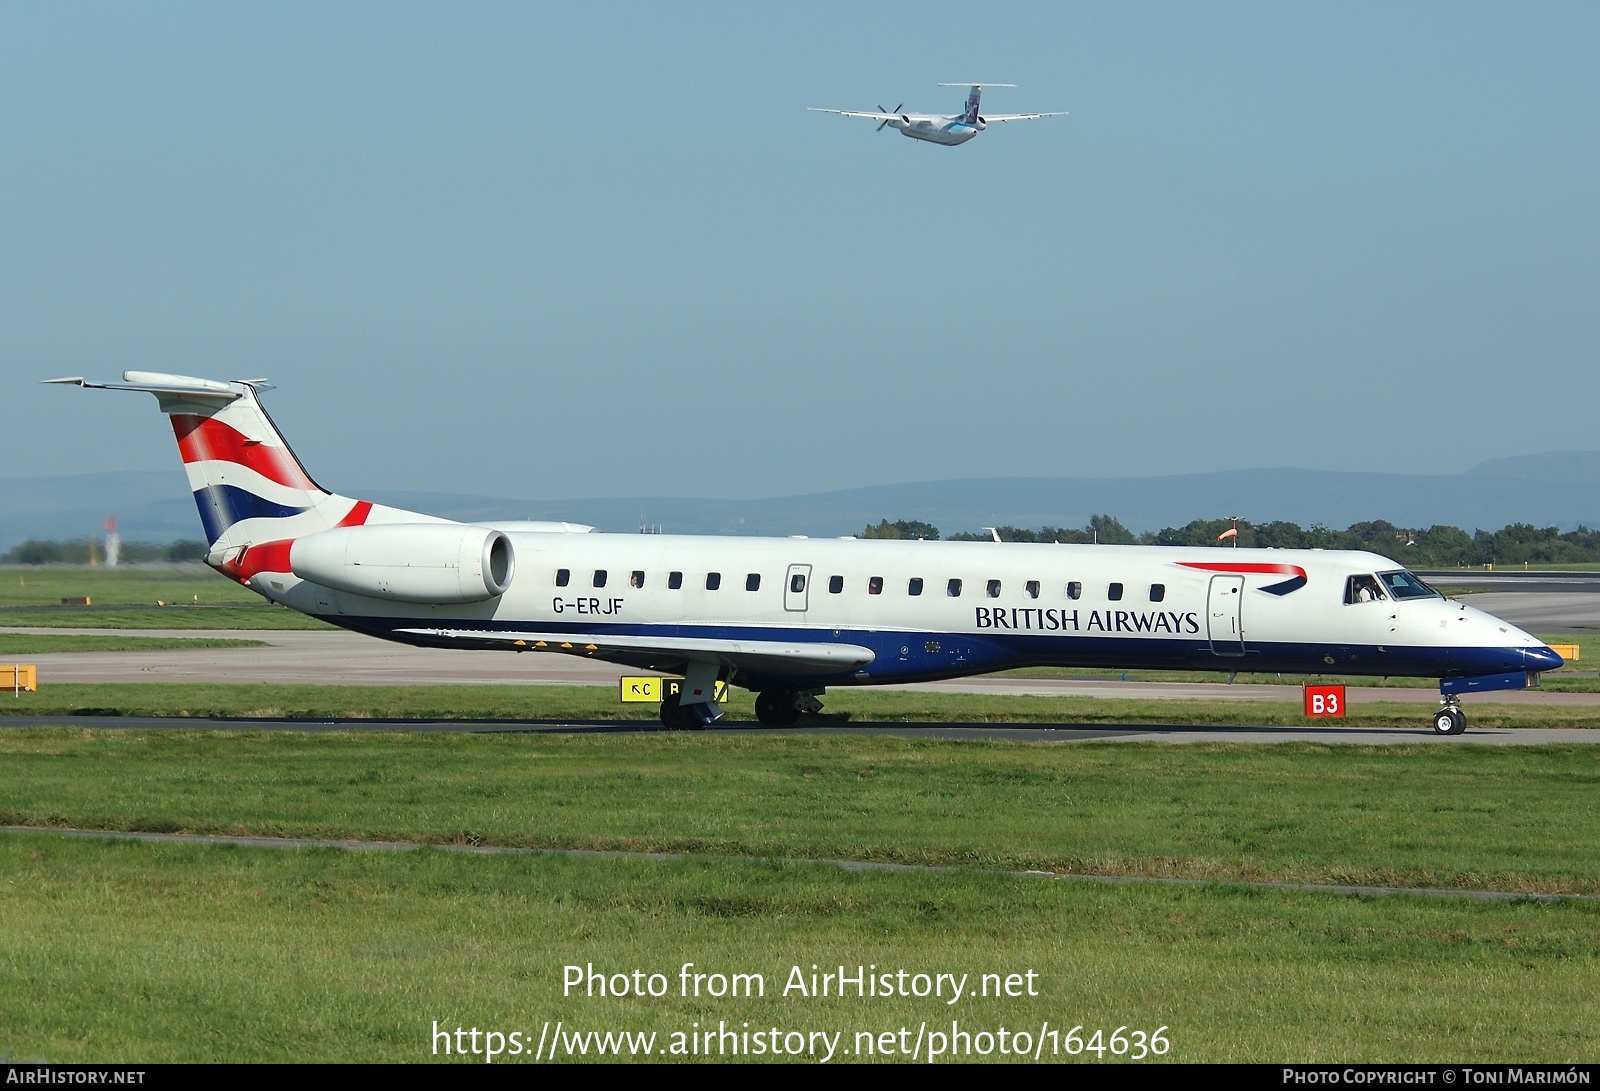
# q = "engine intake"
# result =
<box><xmin>290</xmin><ymin>524</ymin><xmax>515</xmax><ymax>604</ymax></box>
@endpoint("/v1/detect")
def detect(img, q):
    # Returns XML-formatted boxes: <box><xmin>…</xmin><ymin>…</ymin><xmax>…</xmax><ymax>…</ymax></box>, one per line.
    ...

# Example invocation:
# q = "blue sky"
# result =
<box><xmin>5</xmin><ymin>2</ymin><xmax>1597</xmax><ymax>503</ymax></box>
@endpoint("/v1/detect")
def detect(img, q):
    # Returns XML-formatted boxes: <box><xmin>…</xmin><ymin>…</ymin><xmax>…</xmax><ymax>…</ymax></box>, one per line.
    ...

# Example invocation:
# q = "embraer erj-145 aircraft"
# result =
<box><xmin>809</xmin><ymin>83</ymin><xmax>1066</xmax><ymax>146</ymax></box>
<box><xmin>50</xmin><ymin>373</ymin><xmax>1562</xmax><ymax>734</ymax></box>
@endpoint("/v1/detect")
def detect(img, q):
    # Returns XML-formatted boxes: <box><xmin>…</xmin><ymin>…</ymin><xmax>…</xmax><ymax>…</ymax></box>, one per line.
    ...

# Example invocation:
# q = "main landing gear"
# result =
<box><xmin>1432</xmin><ymin>697</ymin><xmax>1467</xmax><ymax>736</ymax></box>
<box><xmin>754</xmin><ymin>689</ymin><xmax>825</xmax><ymax>727</ymax></box>
<box><xmin>660</xmin><ymin>687</ymin><xmax>825</xmax><ymax>729</ymax></box>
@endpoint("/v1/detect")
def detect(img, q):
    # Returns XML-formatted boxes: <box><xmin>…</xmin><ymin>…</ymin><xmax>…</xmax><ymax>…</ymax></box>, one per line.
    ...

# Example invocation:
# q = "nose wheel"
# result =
<box><xmin>659</xmin><ymin>690</ymin><xmax>718</xmax><ymax>730</ymax></box>
<box><xmin>1432</xmin><ymin>699</ymin><xmax>1467</xmax><ymax>736</ymax></box>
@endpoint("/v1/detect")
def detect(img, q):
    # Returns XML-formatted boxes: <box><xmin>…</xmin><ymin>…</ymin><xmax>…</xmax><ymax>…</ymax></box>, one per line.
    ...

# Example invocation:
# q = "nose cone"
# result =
<box><xmin>1525</xmin><ymin>643</ymin><xmax>1566</xmax><ymax>672</ymax></box>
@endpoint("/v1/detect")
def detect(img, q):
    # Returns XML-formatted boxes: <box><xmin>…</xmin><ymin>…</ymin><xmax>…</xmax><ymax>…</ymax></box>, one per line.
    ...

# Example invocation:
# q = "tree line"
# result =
<box><xmin>862</xmin><ymin>516</ymin><xmax>1600</xmax><ymax>567</ymax></box>
<box><xmin>1</xmin><ymin>539</ymin><xmax>208</xmax><ymax>565</ymax></box>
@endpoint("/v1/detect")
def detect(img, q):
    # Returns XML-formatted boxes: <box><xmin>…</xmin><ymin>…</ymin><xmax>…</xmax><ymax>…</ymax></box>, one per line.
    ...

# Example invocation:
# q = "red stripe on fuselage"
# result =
<box><xmin>209</xmin><ymin>503</ymin><xmax>367</xmax><ymax>585</ymax></box>
<box><xmin>171</xmin><ymin>415</ymin><xmax>317</xmax><ymax>491</ymax></box>
<box><xmin>335</xmin><ymin>500</ymin><xmax>372</xmax><ymax>528</ymax></box>
<box><xmin>214</xmin><ymin>539</ymin><xmax>295</xmax><ymax>584</ymax></box>
<box><xmin>1178</xmin><ymin>561</ymin><xmax>1307</xmax><ymax>578</ymax></box>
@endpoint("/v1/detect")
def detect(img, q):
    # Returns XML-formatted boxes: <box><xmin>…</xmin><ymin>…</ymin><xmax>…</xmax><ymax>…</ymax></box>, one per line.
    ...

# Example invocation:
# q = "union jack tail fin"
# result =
<box><xmin>45</xmin><ymin>372</ymin><xmax>374</xmax><ymax>554</ymax></box>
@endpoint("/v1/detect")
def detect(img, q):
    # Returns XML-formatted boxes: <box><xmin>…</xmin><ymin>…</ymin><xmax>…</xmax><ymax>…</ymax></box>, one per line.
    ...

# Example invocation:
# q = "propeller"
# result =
<box><xmin>876</xmin><ymin>103</ymin><xmax>902</xmax><ymax>131</ymax></box>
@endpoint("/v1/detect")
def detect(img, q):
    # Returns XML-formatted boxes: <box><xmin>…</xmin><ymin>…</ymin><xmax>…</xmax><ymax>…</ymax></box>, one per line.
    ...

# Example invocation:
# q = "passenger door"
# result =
<box><xmin>784</xmin><ymin>564</ymin><xmax>812</xmax><ymax>613</ymax></box>
<box><xmin>1206</xmin><ymin>575</ymin><xmax>1246</xmax><ymax>656</ymax></box>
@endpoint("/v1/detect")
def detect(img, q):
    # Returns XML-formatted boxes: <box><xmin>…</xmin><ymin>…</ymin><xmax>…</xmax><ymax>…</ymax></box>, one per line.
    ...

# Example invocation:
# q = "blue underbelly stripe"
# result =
<box><xmin>328</xmin><ymin>615</ymin><xmax>1536</xmax><ymax>687</ymax></box>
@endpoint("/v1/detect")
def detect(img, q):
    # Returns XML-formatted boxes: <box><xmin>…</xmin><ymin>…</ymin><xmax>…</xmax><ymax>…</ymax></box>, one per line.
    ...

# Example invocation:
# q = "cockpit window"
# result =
<box><xmin>1378</xmin><ymin>569</ymin><xmax>1441</xmax><ymax>601</ymax></box>
<box><xmin>1344</xmin><ymin>574</ymin><xmax>1386</xmax><ymax>604</ymax></box>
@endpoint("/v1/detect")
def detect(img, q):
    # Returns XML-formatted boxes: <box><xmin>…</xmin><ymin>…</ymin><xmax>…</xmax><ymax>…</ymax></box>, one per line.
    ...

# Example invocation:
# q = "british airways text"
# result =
<box><xmin>974</xmin><ymin>608</ymin><xmax>1200</xmax><ymax>634</ymax></box>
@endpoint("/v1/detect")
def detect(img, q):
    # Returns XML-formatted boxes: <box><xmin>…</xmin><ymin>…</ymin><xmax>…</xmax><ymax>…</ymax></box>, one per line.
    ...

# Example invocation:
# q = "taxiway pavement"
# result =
<box><xmin>0</xmin><ymin>714</ymin><xmax>1593</xmax><ymax>746</ymax></box>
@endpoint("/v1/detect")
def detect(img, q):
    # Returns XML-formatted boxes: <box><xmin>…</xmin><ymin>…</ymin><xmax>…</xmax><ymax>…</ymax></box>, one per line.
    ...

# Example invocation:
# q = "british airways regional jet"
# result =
<box><xmin>49</xmin><ymin>373</ymin><xmax>1561</xmax><ymax>734</ymax></box>
<box><xmin>809</xmin><ymin>84</ymin><xmax>1066</xmax><ymax>146</ymax></box>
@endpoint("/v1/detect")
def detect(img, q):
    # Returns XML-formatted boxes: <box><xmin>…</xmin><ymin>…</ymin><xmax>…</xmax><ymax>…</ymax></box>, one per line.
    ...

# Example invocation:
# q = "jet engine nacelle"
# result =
<box><xmin>975</xmin><ymin>116</ymin><xmax>987</xmax><ymax>129</ymax></box>
<box><xmin>290</xmin><ymin>524</ymin><xmax>515</xmax><ymax>604</ymax></box>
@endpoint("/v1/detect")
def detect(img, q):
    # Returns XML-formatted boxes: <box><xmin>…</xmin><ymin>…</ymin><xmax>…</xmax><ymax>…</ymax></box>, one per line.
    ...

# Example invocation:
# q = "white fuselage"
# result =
<box><xmin>57</xmin><ymin>372</ymin><xmax>1561</xmax><ymax>715</ymax></box>
<box><xmin>890</xmin><ymin>115</ymin><xmax>981</xmax><ymax>145</ymax></box>
<box><xmin>257</xmin><ymin>533</ymin><xmax>1559</xmax><ymax>692</ymax></box>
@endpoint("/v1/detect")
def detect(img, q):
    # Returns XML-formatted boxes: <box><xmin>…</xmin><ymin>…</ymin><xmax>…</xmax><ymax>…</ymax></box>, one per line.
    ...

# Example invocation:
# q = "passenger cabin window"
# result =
<box><xmin>668</xmin><ymin>571</ymin><xmax>683</xmax><ymax>590</ymax></box>
<box><xmin>986</xmin><ymin>579</ymin><xmax>1002</xmax><ymax>598</ymax></box>
<box><xmin>868</xmin><ymin>576</ymin><xmax>883</xmax><ymax>595</ymax></box>
<box><xmin>1108</xmin><ymin>583</ymin><xmax>1124</xmax><ymax>601</ymax></box>
<box><xmin>706</xmin><ymin>572</ymin><xmax>721</xmax><ymax>591</ymax></box>
<box><xmin>1345</xmin><ymin>574</ymin><xmax>1386</xmax><ymax>604</ymax></box>
<box><xmin>630</xmin><ymin>570</ymin><xmax>645</xmax><ymax>588</ymax></box>
<box><xmin>1066</xmin><ymin>581</ymin><xmax>1082</xmax><ymax>600</ymax></box>
<box><xmin>593</xmin><ymin>570</ymin><xmax>607</xmax><ymax>588</ymax></box>
<box><xmin>745</xmin><ymin>573</ymin><xmax>761</xmax><ymax>592</ymax></box>
<box><xmin>1149</xmin><ymin>583</ymin><xmax>1165</xmax><ymax>602</ymax></box>
<box><xmin>908</xmin><ymin>577</ymin><xmax>924</xmax><ymax>596</ymax></box>
<box><xmin>555</xmin><ymin>569</ymin><xmax>570</xmax><ymax>587</ymax></box>
<box><xmin>1025</xmin><ymin>580</ymin><xmax>1040</xmax><ymax>599</ymax></box>
<box><xmin>947</xmin><ymin>578</ymin><xmax>963</xmax><ymax>597</ymax></box>
<box><xmin>829</xmin><ymin>575</ymin><xmax>844</xmax><ymax>594</ymax></box>
<box><xmin>790</xmin><ymin>573</ymin><xmax>806</xmax><ymax>593</ymax></box>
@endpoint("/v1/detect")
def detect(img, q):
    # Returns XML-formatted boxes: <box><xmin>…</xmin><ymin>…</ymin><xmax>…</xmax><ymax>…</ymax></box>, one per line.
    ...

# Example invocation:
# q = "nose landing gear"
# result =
<box><xmin>659</xmin><ymin>689</ymin><xmax>720</xmax><ymax>730</ymax></box>
<box><xmin>1432</xmin><ymin>697</ymin><xmax>1467</xmax><ymax>736</ymax></box>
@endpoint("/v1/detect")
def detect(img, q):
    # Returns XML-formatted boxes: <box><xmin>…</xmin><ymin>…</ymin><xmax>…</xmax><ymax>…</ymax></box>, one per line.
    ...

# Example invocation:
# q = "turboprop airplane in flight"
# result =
<box><xmin>808</xmin><ymin>83</ymin><xmax>1066</xmax><ymax>146</ymax></box>
<box><xmin>49</xmin><ymin>372</ymin><xmax>1561</xmax><ymax>734</ymax></box>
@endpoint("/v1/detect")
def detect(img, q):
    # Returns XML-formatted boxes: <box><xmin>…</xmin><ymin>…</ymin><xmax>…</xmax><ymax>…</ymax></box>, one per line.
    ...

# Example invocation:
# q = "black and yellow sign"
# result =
<box><xmin>618</xmin><ymin>676</ymin><xmax>728</xmax><ymax>703</ymax></box>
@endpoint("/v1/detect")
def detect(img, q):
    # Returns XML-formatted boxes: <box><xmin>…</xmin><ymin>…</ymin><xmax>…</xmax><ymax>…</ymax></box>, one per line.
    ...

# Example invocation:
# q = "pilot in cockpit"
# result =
<box><xmin>1344</xmin><ymin>574</ymin><xmax>1386</xmax><ymax>604</ymax></box>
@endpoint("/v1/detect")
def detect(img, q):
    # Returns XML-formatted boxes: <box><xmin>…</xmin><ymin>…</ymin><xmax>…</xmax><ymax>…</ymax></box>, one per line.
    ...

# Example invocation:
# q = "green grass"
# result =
<box><xmin>3</xmin><ymin>833</ymin><xmax>1598</xmax><ymax>1064</ymax></box>
<box><xmin>3</xmin><ymin>728</ymin><xmax>1599</xmax><ymax>894</ymax></box>
<box><xmin>4</xmin><ymin>681</ymin><xmax>1600</xmax><ymax>729</ymax></box>
<box><xmin>5</xmin><ymin>729</ymin><xmax>1599</xmax><ymax>1062</ymax></box>
<box><xmin>2</xmin><ymin>834</ymin><xmax>1595</xmax><ymax>1062</ymax></box>
<box><xmin>0</xmin><ymin>634</ymin><xmax>267</xmax><ymax>653</ymax></box>
<box><xmin>0</xmin><ymin>564</ymin><xmax>334</xmax><ymax>629</ymax></box>
<box><xmin>1422</xmin><ymin>562</ymin><xmax>1600</xmax><ymax>573</ymax></box>
<box><xmin>0</xmin><ymin>564</ymin><xmax>260</xmax><ymax>607</ymax></box>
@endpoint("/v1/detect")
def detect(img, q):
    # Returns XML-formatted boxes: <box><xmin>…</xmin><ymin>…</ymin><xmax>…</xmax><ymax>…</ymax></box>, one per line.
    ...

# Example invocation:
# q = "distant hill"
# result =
<box><xmin>4</xmin><ymin>453</ymin><xmax>1599</xmax><ymax>550</ymax></box>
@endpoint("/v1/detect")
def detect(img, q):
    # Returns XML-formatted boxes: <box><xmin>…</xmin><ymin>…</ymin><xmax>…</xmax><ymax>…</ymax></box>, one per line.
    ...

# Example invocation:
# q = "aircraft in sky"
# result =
<box><xmin>50</xmin><ymin>372</ymin><xmax>1561</xmax><ymax>734</ymax></box>
<box><xmin>808</xmin><ymin>83</ymin><xmax>1066</xmax><ymax>146</ymax></box>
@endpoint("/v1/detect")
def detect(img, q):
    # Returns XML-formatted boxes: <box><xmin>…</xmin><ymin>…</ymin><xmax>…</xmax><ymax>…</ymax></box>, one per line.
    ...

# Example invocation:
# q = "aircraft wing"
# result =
<box><xmin>398</xmin><ymin>627</ymin><xmax>876</xmax><ymax>677</ymax></box>
<box><xmin>982</xmin><ymin>112</ymin><xmax>1069</xmax><ymax>122</ymax></box>
<box><xmin>807</xmin><ymin>108</ymin><xmax>913</xmax><ymax>121</ymax></box>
